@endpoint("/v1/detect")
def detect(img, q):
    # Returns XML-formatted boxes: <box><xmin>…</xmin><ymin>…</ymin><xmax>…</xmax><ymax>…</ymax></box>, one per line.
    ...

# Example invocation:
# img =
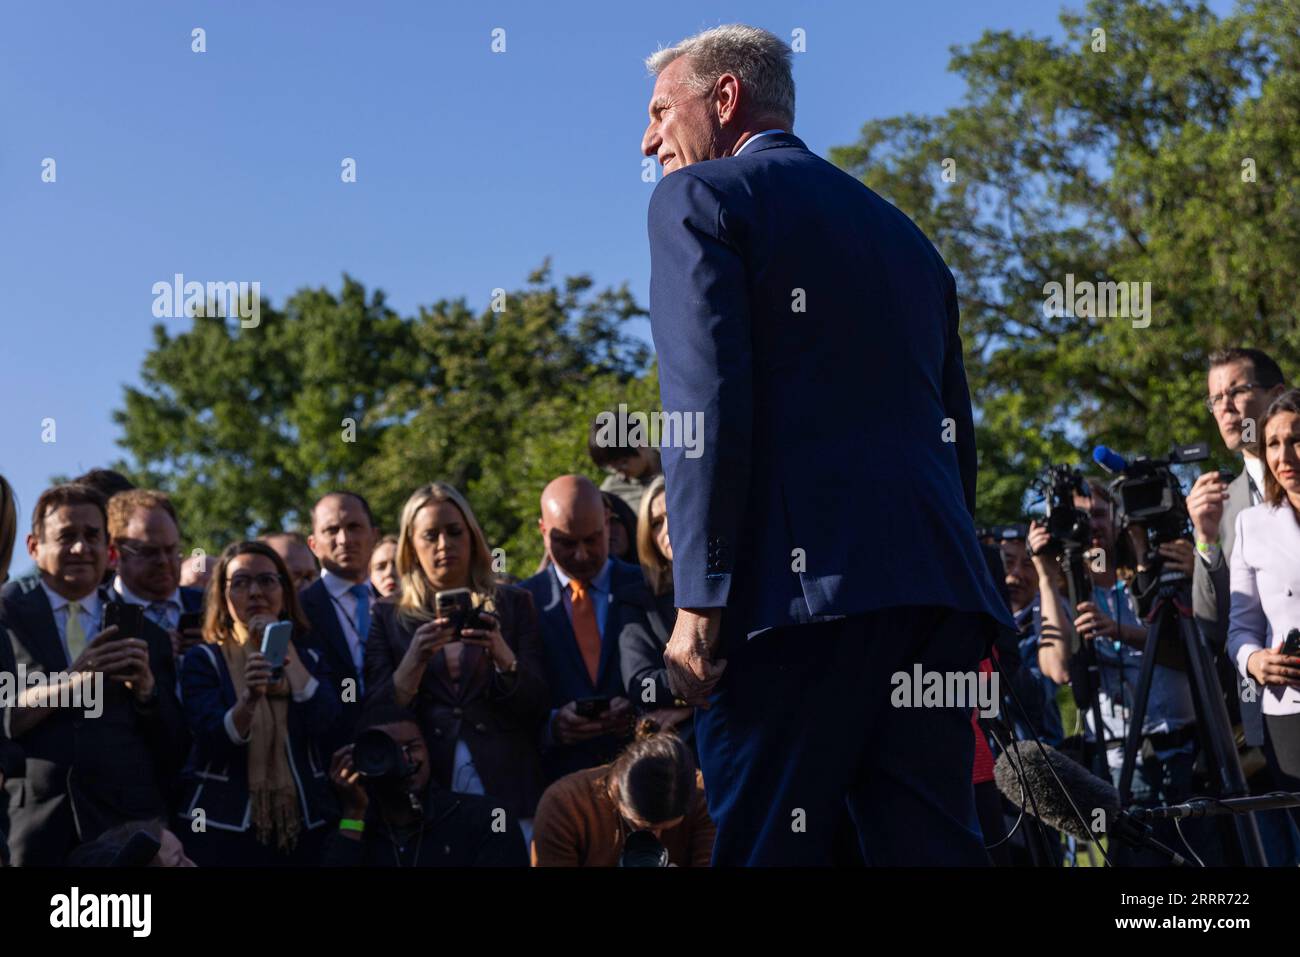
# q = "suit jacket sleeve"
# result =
<box><xmin>181</xmin><ymin>645</ymin><xmax>245</xmax><ymax>761</ymax></box>
<box><xmin>1193</xmin><ymin>544</ymin><xmax>1231</xmax><ymax>652</ymax></box>
<box><xmin>486</xmin><ymin>589</ymin><xmax>550</xmax><ymax>719</ymax></box>
<box><xmin>363</xmin><ymin>610</ymin><xmax>399</xmax><ymax>707</ymax></box>
<box><xmin>648</xmin><ymin>170</ymin><xmax>752</xmax><ymax>609</ymax></box>
<box><xmin>619</xmin><ymin>608</ymin><xmax>673</xmax><ymax>709</ymax></box>
<box><xmin>138</xmin><ymin>622</ymin><xmax>189</xmax><ymax>780</ymax></box>
<box><xmin>1227</xmin><ymin>509</ymin><xmax>1268</xmax><ymax>679</ymax></box>
<box><xmin>941</xmin><ymin>267</ymin><xmax>978</xmax><ymax>517</ymax></box>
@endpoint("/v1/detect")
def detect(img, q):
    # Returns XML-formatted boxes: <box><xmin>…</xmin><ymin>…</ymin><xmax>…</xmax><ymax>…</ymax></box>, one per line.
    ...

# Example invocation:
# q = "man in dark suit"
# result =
<box><xmin>107</xmin><ymin>489</ymin><xmax>205</xmax><ymax>662</ymax></box>
<box><xmin>299</xmin><ymin>491</ymin><xmax>379</xmax><ymax>757</ymax></box>
<box><xmin>1</xmin><ymin>484</ymin><xmax>185</xmax><ymax>865</ymax></box>
<box><xmin>521</xmin><ymin>476</ymin><xmax>639</xmax><ymax>781</ymax></box>
<box><xmin>641</xmin><ymin>25</ymin><xmax>1015</xmax><ymax>865</ymax></box>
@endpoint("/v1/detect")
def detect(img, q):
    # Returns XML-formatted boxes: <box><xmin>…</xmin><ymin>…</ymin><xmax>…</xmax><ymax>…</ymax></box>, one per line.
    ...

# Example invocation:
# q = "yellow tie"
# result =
<box><xmin>65</xmin><ymin>600</ymin><xmax>87</xmax><ymax>666</ymax></box>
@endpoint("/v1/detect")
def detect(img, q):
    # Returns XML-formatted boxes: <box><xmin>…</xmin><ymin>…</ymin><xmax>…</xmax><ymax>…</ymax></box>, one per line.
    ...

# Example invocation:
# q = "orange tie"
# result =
<box><xmin>569</xmin><ymin>579</ymin><xmax>602</xmax><ymax>685</ymax></box>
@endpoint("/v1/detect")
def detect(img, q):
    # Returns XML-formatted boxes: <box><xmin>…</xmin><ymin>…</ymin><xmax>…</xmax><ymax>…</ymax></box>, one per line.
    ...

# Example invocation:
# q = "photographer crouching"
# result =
<box><xmin>1029</xmin><ymin>479</ymin><xmax>1216</xmax><ymax>865</ymax></box>
<box><xmin>325</xmin><ymin>704</ymin><xmax>528</xmax><ymax>866</ymax></box>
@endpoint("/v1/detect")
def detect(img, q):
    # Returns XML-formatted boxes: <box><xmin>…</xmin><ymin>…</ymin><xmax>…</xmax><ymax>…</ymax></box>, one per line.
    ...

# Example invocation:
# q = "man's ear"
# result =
<box><xmin>715</xmin><ymin>72</ymin><xmax>741</xmax><ymax>125</ymax></box>
<box><xmin>26</xmin><ymin>533</ymin><xmax>40</xmax><ymax>561</ymax></box>
<box><xmin>107</xmin><ymin>541</ymin><xmax>120</xmax><ymax>565</ymax></box>
<box><xmin>307</xmin><ymin>534</ymin><xmax>317</xmax><ymax>553</ymax></box>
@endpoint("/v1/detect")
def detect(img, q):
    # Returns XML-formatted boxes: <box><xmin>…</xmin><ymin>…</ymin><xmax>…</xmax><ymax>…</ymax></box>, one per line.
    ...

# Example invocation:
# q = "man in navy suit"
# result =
<box><xmin>641</xmin><ymin>25</ymin><xmax>1015</xmax><ymax>865</ymax></box>
<box><xmin>520</xmin><ymin>476</ymin><xmax>639</xmax><ymax>781</ymax></box>
<box><xmin>299</xmin><ymin>491</ymin><xmax>379</xmax><ymax>757</ymax></box>
<box><xmin>1</xmin><ymin>484</ymin><xmax>185</xmax><ymax>865</ymax></box>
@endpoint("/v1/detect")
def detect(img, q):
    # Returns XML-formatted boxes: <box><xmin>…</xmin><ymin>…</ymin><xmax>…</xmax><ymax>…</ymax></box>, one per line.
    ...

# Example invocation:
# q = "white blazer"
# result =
<box><xmin>1228</xmin><ymin>500</ymin><xmax>1300</xmax><ymax>716</ymax></box>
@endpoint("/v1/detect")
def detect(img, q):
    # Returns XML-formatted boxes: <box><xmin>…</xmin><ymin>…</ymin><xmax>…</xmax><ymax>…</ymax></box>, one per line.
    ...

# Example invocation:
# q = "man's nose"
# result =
<box><xmin>642</xmin><ymin>123</ymin><xmax>660</xmax><ymax>158</ymax></box>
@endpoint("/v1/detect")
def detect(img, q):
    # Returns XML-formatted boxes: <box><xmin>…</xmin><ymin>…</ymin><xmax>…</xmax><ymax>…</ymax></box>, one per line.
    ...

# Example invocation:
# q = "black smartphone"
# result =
<box><xmin>434</xmin><ymin>588</ymin><xmax>474</xmax><ymax>637</ymax></box>
<box><xmin>1217</xmin><ymin>467</ymin><xmax>1236</xmax><ymax>484</ymax></box>
<box><xmin>103</xmin><ymin>602</ymin><xmax>144</xmax><ymax>641</ymax></box>
<box><xmin>1282</xmin><ymin>629</ymin><xmax>1300</xmax><ymax>659</ymax></box>
<box><xmin>178</xmin><ymin>611</ymin><xmax>203</xmax><ymax>633</ymax></box>
<box><xmin>575</xmin><ymin>695</ymin><xmax>611</xmax><ymax>719</ymax></box>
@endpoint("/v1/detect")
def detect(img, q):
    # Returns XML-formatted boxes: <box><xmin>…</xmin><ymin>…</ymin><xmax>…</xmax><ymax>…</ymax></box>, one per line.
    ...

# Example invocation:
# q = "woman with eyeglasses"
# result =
<box><xmin>177</xmin><ymin>541</ymin><xmax>341</xmax><ymax>865</ymax></box>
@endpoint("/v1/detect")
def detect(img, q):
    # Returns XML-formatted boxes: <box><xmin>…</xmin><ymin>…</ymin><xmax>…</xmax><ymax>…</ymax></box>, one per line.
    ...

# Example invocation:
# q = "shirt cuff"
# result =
<box><xmin>223</xmin><ymin>706</ymin><xmax>251</xmax><ymax>745</ymax></box>
<box><xmin>293</xmin><ymin>677</ymin><xmax>320</xmax><ymax>703</ymax></box>
<box><xmin>1196</xmin><ymin>541</ymin><xmax>1221</xmax><ymax>567</ymax></box>
<box><xmin>1235</xmin><ymin>642</ymin><xmax>1264</xmax><ymax>680</ymax></box>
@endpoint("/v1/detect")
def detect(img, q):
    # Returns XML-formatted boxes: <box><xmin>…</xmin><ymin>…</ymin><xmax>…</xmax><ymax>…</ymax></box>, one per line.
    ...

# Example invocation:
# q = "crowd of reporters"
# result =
<box><xmin>0</xmin><ymin>424</ymin><xmax>706</xmax><ymax>867</ymax></box>
<box><xmin>6</xmin><ymin>346</ymin><xmax>1300</xmax><ymax>868</ymax></box>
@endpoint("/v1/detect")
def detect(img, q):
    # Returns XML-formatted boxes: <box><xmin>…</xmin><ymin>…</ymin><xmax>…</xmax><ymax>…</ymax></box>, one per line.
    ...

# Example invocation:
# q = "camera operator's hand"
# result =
<box><xmin>1187</xmin><ymin>471</ymin><xmax>1229</xmax><ymax>545</ymax></box>
<box><xmin>329</xmin><ymin>744</ymin><xmax>369</xmax><ymax>820</ymax></box>
<box><xmin>1156</xmin><ymin>539</ymin><xmax>1196</xmax><ymax>576</ymax></box>
<box><xmin>1073</xmin><ymin>602</ymin><xmax>1119</xmax><ymax>642</ymax></box>
<box><xmin>393</xmin><ymin>617</ymin><xmax>456</xmax><ymax>706</ymax></box>
<box><xmin>1026</xmin><ymin>522</ymin><xmax>1055</xmax><ymax>569</ymax></box>
<box><xmin>1247</xmin><ymin>648</ymin><xmax>1300</xmax><ymax>688</ymax></box>
<box><xmin>242</xmin><ymin>650</ymin><xmax>273</xmax><ymax>702</ymax></box>
<box><xmin>552</xmin><ymin>701</ymin><xmax>608</xmax><ymax>745</ymax></box>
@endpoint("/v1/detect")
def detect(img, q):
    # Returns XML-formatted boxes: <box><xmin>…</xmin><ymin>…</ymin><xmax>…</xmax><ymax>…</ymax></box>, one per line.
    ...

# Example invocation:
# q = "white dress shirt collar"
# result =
<box><xmin>734</xmin><ymin>129</ymin><xmax>788</xmax><ymax>157</ymax></box>
<box><xmin>322</xmin><ymin>568</ymin><xmax>369</xmax><ymax>599</ymax></box>
<box><xmin>40</xmin><ymin>579</ymin><xmax>102</xmax><ymax>619</ymax></box>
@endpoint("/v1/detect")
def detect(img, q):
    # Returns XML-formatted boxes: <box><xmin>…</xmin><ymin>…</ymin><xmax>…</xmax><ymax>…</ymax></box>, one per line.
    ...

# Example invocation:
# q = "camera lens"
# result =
<box><xmin>353</xmin><ymin>729</ymin><xmax>401</xmax><ymax>778</ymax></box>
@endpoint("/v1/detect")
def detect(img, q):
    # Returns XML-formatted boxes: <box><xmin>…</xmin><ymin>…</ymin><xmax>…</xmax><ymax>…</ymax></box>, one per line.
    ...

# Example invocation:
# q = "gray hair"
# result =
<box><xmin>645</xmin><ymin>24</ymin><xmax>795</xmax><ymax>126</ymax></box>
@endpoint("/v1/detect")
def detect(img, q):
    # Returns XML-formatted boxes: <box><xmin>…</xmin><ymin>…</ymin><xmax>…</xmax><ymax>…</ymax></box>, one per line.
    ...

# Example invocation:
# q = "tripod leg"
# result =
<box><xmin>1180</xmin><ymin>613</ymin><xmax>1267</xmax><ymax>866</ymax></box>
<box><xmin>1116</xmin><ymin>611</ymin><xmax>1162</xmax><ymax>806</ymax></box>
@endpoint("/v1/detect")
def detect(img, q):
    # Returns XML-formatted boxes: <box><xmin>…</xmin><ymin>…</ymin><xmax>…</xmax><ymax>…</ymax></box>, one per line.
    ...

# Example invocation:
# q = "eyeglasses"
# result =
<box><xmin>226</xmin><ymin>574</ymin><xmax>284</xmax><ymax>594</ymax></box>
<box><xmin>1205</xmin><ymin>383</ymin><xmax>1262</xmax><ymax>413</ymax></box>
<box><xmin>116</xmin><ymin>541</ymin><xmax>182</xmax><ymax>563</ymax></box>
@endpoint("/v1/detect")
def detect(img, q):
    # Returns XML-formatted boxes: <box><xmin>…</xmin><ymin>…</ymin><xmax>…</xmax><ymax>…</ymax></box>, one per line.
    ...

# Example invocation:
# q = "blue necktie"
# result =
<box><xmin>348</xmin><ymin>583</ymin><xmax>371</xmax><ymax>674</ymax></box>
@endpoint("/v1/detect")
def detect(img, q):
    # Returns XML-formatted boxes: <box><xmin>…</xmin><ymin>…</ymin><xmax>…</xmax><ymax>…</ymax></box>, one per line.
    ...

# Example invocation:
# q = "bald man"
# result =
<box><xmin>521</xmin><ymin>475</ymin><xmax>648</xmax><ymax>781</ymax></box>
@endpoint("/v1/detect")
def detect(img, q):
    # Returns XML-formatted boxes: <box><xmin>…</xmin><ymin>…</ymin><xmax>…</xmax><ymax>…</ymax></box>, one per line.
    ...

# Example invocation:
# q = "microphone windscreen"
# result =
<box><xmin>1092</xmin><ymin>446</ymin><xmax>1128</xmax><ymax>475</ymax></box>
<box><xmin>994</xmin><ymin>741</ymin><xmax>1120</xmax><ymax>842</ymax></box>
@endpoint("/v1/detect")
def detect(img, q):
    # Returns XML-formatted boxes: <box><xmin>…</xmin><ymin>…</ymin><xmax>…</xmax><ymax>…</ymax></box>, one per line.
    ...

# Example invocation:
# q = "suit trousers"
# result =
<box><xmin>694</xmin><ymin>605</ymin><xmax>990</xmax><ymax>866</ymax></box>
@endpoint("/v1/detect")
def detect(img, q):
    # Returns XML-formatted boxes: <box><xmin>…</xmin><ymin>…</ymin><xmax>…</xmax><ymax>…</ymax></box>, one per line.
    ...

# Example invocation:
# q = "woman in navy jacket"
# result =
<box><xmin>178</xmin><ymin>541</ymin><xmax>340</xmax><ymax>865</ymax></box>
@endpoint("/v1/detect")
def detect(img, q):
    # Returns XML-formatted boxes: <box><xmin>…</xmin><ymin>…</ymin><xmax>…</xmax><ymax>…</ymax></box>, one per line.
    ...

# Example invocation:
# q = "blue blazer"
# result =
<box><xmin>298</xmin><ymin>577</ymin><xmax>368</xmax><ymax>756</ymax></box>
<box><xmin>646</xmin><ymin>132</ymin><xmax>1015</xmax><ymax>645</ymax></box>
<box><xmin>520</xmin><ymin>561</ymin><xmax>645</xmax><ymax>779</ymax></box>
<box><xmin>177</xmin><ymin>636</ymin><xmax>340</xmax><ymax>833</ymax></box>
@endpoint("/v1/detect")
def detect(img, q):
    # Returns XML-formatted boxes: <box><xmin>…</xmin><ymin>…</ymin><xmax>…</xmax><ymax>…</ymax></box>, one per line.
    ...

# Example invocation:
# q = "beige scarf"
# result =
<box><xmin>221</xmin><ymin>622</ymin><xmax>300</xmax><ymax>852</ymax></box>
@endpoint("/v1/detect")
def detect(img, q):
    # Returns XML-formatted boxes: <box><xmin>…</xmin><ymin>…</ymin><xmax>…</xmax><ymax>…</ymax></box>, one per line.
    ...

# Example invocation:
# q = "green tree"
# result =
<box><xmin>113</xmin><ymin>266</ymin><xmax>654</xmax><ymax>567</ymax></box>
<box><xmin>830</xmin><ymin>0</ymin><xmax>1299</xmax><ymax>521</ymax></box>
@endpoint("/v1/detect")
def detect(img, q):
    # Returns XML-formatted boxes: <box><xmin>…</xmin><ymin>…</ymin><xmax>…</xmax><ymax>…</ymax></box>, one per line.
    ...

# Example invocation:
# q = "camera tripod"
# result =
<box><xmin>1115</xmin><ymin>561</ymin><xmax>1266</xmax><ymax>866</ymax></box>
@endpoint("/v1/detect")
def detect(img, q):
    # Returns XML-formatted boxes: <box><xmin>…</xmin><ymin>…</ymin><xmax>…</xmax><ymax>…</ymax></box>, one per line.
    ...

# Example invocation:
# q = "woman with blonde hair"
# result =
<box><xmin>177</xmin><ymin>540</ymin><xmax>340</xmax><ymax>865</ymax></box>
<box><xmin>618</xmin><ymin>475</ymin><xmax>693</xmax><ymax>751</ymax></box>
<box><xmin>365</xmin><ymin>482</ymin><xmax>550</xmax><ymax>839</ymax></box>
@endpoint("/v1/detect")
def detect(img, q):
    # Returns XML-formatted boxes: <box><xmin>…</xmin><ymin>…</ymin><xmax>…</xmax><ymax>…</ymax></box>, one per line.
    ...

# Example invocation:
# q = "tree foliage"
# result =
<box><xmin>830</xmin><ymin>0</ymin><xmax>1299</xmax><ymax>521</ymax></box>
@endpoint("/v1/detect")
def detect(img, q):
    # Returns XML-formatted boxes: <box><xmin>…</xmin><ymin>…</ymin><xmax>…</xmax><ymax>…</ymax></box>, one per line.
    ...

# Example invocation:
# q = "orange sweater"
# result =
<box><xmin>531</xmin><ymin>765</ymin><xmax>716</xmax><ymax>867</ymax></box>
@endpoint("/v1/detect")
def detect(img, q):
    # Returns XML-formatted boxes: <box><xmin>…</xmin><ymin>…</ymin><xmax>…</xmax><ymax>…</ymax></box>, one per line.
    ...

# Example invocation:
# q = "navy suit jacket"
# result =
<box><xmin>298</xmin><ymin>576</ymin><xmax>368</xmax><ymax>756</ymax></box>
<box><xmin>646</xmin><ymin>132</ymin><xmax>1015</xmax><ymax>645</ymax></box>
<box><xmin>520</xmin><ymin>561</ymin><xmax>644</xmax><ymax>780</ymax></box>
<box><xmin>0</xmin><ymin>576</ymin><xmax>187</xmax><ymax>864</ymax></box>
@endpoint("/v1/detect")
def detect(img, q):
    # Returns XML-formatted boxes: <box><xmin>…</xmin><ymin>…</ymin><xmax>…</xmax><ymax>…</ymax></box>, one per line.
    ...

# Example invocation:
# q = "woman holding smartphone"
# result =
<box><xmin>178</xmin><ymin>541</ymin><xmax>340</xmax><ymax>865</ymax></box>
<box><xmin>365</xmin><ymin>483</ymin><xmax>549</xmax><ymax>843</ymax></box>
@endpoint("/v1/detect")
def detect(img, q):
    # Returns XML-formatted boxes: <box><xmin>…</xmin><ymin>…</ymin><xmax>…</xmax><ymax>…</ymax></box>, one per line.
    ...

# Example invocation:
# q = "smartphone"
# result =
<box><xmin>1282</xmin><ymin>629</ymin><xmax>1300</xmax><ymax>659</ymax></box>
<box><xmin>575</xmin><ymin>695</ymin><xmax>611</xmax><ymax>719</ymax></box>
<box><xmin>434</xmin><ymin>588</ymin><xmax>474</xmax><ymax>637</ymax></box>
<box><xmin>103</xmin><ymin>602</ymin><xmax>144</xmax><ymax>641</ymax></box>
<box><xmin>178</xmin><ymin>611</ymin><xmax>203</xmax><ymax>633</ymax></box>
<box><xmin>261</xmin><ymin>621</ymin><xmax>294</xmax><ymax>679</ymax></box>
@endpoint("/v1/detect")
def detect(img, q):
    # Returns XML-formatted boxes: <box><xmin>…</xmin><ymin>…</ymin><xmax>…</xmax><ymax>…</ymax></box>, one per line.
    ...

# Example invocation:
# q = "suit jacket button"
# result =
<box><xmin>452</xmin><ymin>707</ymin><xmax>463</xmax><ymax>717</ymax></box>
<box><xmin>474</xmin><ymin>722</ymin><xmax>488</xmax><ymax>733</ymax></box>
<box><xmin>432</xmin><ymin>727</ymin><xmax>444</xmax><ymax>738</ymax></box>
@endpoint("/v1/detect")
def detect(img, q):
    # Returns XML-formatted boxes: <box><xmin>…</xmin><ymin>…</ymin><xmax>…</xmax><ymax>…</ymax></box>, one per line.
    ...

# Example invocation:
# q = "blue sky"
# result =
<box><xmin>0</xmin><ymin>0</ymin><xmax>1234</xmax><ymax>550</ymax></box>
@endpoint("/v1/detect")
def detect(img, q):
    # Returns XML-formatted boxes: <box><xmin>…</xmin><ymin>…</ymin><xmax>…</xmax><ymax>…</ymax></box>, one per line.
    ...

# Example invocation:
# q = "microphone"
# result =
<box><xmin>1092</xmin><ymin>445</ymin><xmax>1128</xmax><ymax>475</ymax></box>
<box><xmin>994</xmin><ymin>741</ymin><xmax>1188</xmax><ymax>864</ymax></box>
